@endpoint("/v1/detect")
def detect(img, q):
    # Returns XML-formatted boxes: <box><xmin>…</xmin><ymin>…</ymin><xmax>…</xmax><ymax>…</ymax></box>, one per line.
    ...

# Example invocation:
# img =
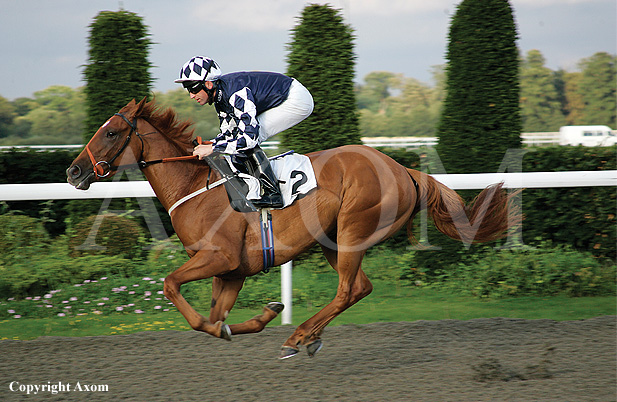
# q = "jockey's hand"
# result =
<box><xmin>193</xmin><ymin>143</ymin><xmax>214</xmax><ymax>160</ymax></box>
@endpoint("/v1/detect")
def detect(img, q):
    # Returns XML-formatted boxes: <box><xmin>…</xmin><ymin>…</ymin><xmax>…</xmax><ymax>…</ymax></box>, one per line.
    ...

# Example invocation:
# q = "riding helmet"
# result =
<box><xmin>174</xmin><ymin>56</ymin><xmax>222</xmax><ymax>83</ymax></box>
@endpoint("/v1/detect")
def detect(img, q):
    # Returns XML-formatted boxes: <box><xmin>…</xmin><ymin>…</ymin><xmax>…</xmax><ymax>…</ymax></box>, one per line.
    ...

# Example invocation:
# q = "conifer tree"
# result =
<box><xmin>414</xmin><ymin>0</ymin><xmax>521</xmax><ymax>275</ymax></box>
<box><xmin>283</xmin><ymin>4</ymin><xmax>360</xmax><ymax>153</ymax></box>
<box><xmin>83</xmin><ymin>9</ymin><xmax>153</xmax><ymax>142</ymax></box>
<box><xmin>436</xmin><ymin>0</ymin><xmax>521</xmax><ymax>174</ymax></box>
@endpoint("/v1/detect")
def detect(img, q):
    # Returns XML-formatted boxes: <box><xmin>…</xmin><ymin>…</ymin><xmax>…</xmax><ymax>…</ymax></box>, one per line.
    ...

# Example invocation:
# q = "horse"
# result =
<box><xmin>67</xmin><ymin>98</ymin><xmax>521</xmax><ymax>358</ymax></box>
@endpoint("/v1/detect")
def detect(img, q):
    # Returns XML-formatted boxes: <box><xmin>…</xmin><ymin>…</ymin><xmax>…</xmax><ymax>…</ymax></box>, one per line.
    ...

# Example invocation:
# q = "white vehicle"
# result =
<box><xmin>559</xmin><ymin>125</ymin><xmax>617</xmax><ymax>146</ymax></box>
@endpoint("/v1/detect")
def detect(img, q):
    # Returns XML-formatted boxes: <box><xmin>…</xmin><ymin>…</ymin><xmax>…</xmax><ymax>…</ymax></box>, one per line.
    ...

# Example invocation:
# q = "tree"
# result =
<box><xmin>0</xmin><ymin>96</ymin><xmax>15</xmax><ymax>138</ymax></box>
<box><xmin>436</xmin><ymin>0</ymin><xmax>521</xmax><ymax>174</ymax></box>
<box><xmin>416</xmin><ymin>0</ymin><xmax>521</xmax><ymax>274</ymax></box>
<box><xmin>356</xmin><ymin>71</ymin><xmax>443</xmax><ymax>138</ymax></box>
<box><xmin>575</xmin><ymin>52</ymin><xmax>616</xmax><ymax>127</ymax></box>
<box><xmin>563</xmin><ymin>72</ymin><xmax>585</xmax><ymax>125</ymax></box>
<box><xmin>356</xmin><ymin>71</ymin><xmax>399</xmax><ymax>112</ymax></box>
<box><xmin>552</xmin><ymin>69</ymin><xmax>569</xmax><ymax>118</ymax></box>
<box><xmin>283</xmin><ymin>4</ymin><xmax>360</xmax><ymax>153</ymax></box>
<box><xmin>18</xmin><ymin>87</ymin><xmax>85</xmax><ymax>144</ymax></box>
<box><xmin>520</xmin><ymin>50</ymin><xmax>566</xmax><ymax>132</ymax></box>
<box><xmin>10</xmin><ymin>98</ymin><xmax>37</xmax><ymax>118</ymax></box>
<box><xmin>83</xmin><ymin>9</ymin><xmax>153</xmax><ymax>142</ymax></box>
<box><xmin>0</xmin><ymin>87</ymin><xmax>85</xmax><ymax>145</ymax></box>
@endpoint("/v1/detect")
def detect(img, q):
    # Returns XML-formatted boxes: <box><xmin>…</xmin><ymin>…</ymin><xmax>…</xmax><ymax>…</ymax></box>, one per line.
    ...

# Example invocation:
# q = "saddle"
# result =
<box><xmin>207</xmin><ymin>148</ymin><xmax>317</xmax><ymax>213</ymax></box>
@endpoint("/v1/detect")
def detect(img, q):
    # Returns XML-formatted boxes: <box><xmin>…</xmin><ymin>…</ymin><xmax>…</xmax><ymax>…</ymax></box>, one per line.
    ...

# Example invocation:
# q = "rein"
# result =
<box><xmin>84</xmin><ymin>112</ymin><xmax>209</xmax><ymax>177</ymax></box>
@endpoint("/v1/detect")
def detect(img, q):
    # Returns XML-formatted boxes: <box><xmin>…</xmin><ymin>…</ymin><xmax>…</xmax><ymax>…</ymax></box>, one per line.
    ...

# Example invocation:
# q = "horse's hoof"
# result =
<box><xmin>265</xmin><ymin>302</ymin><xmax>284</xmax><ymax>314</ymax></box>
<box><xmin>219</xmin><ymin>323</ymin><xmax>232</xmax><ymax>341</ymax></box>
<box><xmin>306</xmin><ymin>339</ymin><xmax>323</xmax><ymax>357</ymax></box>
<box><xmin>279</xmin><ymin>346</ymin><xmax>299</xmax><ymax>359</ymax></box>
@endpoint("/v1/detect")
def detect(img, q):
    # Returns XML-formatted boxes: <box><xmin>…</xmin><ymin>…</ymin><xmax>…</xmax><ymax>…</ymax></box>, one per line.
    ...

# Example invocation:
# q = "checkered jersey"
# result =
<box><xmin>212</xmin><ymin>72</ymin><xmax>293</xmax><ymax>154</ymax></box>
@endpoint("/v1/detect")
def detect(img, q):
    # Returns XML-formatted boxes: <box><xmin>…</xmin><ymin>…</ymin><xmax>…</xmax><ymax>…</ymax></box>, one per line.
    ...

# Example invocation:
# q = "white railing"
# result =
<box><xmin>520</xmin><ymin>132</ymin><xmax>560</xmax><ymax>146</ymax></box>
<box><xmin>249</xmin><ymin>135</ymin><xmax>560</xmax><ymax>149</ymax></box>
<box><xmin>1</xmin><ymin>171</ymin><xmax>615</xmax><ymax>202</ymax></box>
<box><xmin>360</xmin><ymin>137</ymin><xmax>439</xmax><ymax>148</ymax></box>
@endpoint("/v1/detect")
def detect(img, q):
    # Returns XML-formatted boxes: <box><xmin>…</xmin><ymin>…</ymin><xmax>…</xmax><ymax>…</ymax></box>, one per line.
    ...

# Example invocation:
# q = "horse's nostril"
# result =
<box><xmin>68</xmin><ymin>165</ymin><xmax>81</xmax><ymax>178</ymax></box>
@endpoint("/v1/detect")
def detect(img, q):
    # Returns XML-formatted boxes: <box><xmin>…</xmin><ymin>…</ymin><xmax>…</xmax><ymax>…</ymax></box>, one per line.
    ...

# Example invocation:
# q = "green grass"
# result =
<box><xmin>327</xmin><ymin>288</ymin><xmax>617</xmax><ymax>324</ymax></box>
<box><xmin>1</xmin><ymin>288</ymin><xmax>614</xmax><ymax>341</ymax></box>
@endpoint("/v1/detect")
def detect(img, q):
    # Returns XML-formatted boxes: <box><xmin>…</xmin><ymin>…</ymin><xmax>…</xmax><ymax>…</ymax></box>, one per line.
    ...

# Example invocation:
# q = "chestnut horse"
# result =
<box><xmin>67</xmin><ymin>98</ymin><xmax>520</xmax><ymax>358</ymax></box>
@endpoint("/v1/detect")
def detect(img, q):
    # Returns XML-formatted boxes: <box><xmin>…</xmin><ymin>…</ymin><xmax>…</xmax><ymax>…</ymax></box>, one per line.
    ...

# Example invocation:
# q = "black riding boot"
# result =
<box><xmin>245</xmin><ymin>146</ymin><xmax>284</xmax><ymax>208</ymax></box>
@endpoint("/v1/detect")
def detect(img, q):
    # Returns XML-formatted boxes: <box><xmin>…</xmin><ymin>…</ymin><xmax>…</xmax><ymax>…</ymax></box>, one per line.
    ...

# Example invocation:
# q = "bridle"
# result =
<box><xmin>85</xmin><ymin>113</ymin><xmax>145</xmax><ymax>178</ymax></box>
<box><xmin>84</xmin><ymin>112</ymin><xmax>204</xmax><ymax>178</ymax></box>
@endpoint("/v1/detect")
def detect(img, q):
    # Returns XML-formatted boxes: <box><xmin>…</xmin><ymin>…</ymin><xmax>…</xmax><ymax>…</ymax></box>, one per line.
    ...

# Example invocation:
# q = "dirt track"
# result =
<box><xmin>1</xmin><ymin>316</ymin><xmax>615</xmax><ymax>401</ymax></box>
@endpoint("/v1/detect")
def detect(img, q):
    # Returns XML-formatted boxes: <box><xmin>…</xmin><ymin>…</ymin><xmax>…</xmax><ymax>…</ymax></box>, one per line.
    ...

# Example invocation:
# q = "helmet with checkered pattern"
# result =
<box><xmin>174</xmin><ymin>56</ymin><xmax>222</xmax><ymax>83</ymax></box>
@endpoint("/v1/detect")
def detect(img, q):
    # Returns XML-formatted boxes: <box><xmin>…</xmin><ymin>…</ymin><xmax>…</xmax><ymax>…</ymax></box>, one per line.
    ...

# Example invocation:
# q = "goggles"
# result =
<box><xmin>183</xmin><ymin>81</ymin><xmax>205</xmax><ymax>94</ymax></box>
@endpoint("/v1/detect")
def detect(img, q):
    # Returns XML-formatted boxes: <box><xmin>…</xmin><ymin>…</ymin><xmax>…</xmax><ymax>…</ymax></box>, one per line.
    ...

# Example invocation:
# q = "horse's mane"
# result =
<box><xmin>120</xmin><ymin>99</ymin><xmax>195</xmax><ymax>147</ymax></box>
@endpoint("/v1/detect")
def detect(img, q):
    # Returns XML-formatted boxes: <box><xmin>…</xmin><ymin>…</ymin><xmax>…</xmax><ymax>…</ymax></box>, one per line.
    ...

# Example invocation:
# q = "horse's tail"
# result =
<box><xmin>406</xmin><ymin>169</ymin><xmax>521</xmax><ymax>245</ymax></box>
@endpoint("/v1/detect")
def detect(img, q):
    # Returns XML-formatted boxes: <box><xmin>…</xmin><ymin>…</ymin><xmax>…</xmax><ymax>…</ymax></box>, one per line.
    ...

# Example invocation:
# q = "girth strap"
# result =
<box><xmin>167</xmin><ymin>178</ymin><xmax>227</xmax><ymax>215</ymax></box>
<box><xmin>260</xmin><ymin>209</ymin><xmax>275</xmax><ymax>273</ymax></box>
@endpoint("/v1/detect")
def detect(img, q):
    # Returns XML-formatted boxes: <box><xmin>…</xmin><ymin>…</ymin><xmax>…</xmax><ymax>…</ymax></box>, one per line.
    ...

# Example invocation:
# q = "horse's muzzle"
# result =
<box><xmin>66</xmin><ymin>164</ymin><xmax>94</xmax><ymax>190</ymax></box>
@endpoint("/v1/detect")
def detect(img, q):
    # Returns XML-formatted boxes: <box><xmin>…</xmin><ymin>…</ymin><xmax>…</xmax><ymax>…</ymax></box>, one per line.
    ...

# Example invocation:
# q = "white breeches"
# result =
<box><xmin>256</xmin><ymin>79</ymin><xmax>314</xmax><ymax>143</ymax></box>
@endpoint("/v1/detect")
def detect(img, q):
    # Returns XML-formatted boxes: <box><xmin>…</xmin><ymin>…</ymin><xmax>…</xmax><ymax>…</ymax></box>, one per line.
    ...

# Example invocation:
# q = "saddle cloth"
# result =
<box><xmin>223</xmin><ymin>152</ymin><xmax>317</xmax><ymax>210</ymax></box>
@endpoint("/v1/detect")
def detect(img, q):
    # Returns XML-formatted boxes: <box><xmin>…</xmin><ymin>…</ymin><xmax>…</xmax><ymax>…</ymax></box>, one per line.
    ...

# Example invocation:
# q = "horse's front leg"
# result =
<box><xmin>163</xmin><ymin>249</ymin><xmax>239</xmax><ymax>340</ymax></box>
<box><xmin>210</xmin><ymin>277</ymin><xmax>285</xmax><ymax>336</ymax></box>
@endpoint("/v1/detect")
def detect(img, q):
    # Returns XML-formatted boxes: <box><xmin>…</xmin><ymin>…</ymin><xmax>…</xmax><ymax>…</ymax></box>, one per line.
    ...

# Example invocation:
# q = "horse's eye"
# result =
<box><xmin>106</xmin><ymin>131</ymin><xmax>117</xmax><ymax>138</ymax></box>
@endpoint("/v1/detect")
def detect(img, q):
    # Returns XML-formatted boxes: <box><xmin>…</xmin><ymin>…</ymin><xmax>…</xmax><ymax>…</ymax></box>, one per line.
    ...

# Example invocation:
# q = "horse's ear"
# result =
<box><xmin>135</xmin><ymin>97</ymin><xmax>147</xmax><ymax>115</ymax></box>
<box><xmin>126</xmin><ymin>97</ymin><xmax>147</xmax><ymax>120</ymax></box>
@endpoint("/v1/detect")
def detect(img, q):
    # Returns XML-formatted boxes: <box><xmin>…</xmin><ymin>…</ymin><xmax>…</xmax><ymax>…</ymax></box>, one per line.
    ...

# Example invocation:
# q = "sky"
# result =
<box><xmin>0</xmin><ymin>0</ymin><xmax>615</xmax><ymax>101</ymax></box>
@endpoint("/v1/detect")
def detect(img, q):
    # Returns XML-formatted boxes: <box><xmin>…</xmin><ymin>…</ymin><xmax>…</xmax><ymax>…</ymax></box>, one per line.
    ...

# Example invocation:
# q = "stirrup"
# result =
<box><xmin>253</xmin><ymin>193</ymin><xmax>283</xmax><ymax>208</ymax></box>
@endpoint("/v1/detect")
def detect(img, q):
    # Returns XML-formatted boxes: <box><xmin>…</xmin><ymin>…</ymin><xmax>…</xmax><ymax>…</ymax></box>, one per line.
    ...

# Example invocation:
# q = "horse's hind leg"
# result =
<box><xmin>228</xmin><ymin>302</ymin><xmax>284</xmax><ymax>335</ymax></box>
<box><xmin>209</xmin><ymin>276</ymin><xmax>244</xmax><ymax>323</ymax></box>
<box><xmin>321</xmin><ymin>246</ymin><xmax>374</xmax><ymax>306</ymax></box>
<box><xmin>280</xmin><ymin>249</ymin><xmax>372</xmax><ymax>358</ymax></box>
<box><xmin>210</xmin><ymin>277</ymin><xmax>284</xmax><ymax>336</ymax></box>
<box><xmin>299</xmin><ymin>246</ymin><xmax>373</xmax><ymax>355</ymax></box>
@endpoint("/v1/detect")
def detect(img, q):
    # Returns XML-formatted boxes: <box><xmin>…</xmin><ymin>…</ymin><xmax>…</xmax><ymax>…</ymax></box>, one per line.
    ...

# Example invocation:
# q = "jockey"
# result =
<box><xmin>174</xmin><ymin>56</ymin><xmax>314</xmax><ymax>208</ymax></box>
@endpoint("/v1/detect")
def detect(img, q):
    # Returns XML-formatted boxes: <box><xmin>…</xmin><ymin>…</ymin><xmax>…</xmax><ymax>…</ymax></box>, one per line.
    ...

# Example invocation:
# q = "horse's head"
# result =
<box><xmin>67</xmin><ymin>98</ymin><xmax>148</xmax><ymax>190</ymax></box>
